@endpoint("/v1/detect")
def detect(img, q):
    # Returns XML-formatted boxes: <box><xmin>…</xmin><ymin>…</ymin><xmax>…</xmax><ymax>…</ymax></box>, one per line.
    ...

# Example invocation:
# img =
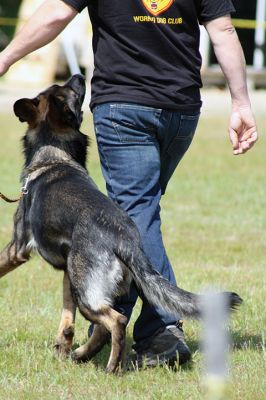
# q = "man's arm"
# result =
<box><xmin>204</xmin><ymin>15</ymin><xmax>258</xmax><ymax>155</ymax></box>
<box><xmin>0</xmin><ymin>0</ymin><xmax>78</xmax><ymax>76</ymax></box>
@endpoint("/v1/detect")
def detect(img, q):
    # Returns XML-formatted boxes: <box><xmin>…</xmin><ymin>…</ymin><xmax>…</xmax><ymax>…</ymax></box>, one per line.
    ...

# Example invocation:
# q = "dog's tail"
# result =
<box><xmin>115</xmin><ymin>244</ymin><xmax>242</xmax><ymax>319</ymax></box>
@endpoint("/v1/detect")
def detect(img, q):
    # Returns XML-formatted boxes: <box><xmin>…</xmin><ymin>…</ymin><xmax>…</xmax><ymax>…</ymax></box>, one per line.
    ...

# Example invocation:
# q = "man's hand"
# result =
<box><xmin>229</xmin><ymin>106</ymin><xmax>258</xmax><ymax>155</ymax></box>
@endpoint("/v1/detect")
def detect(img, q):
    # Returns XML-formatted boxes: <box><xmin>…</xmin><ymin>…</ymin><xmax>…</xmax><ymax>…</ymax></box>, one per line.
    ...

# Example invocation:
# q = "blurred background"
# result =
<box><xmin>0</xmin><ymin>0</ymin><xmax>265</xmax><ymax>88</ymax></box>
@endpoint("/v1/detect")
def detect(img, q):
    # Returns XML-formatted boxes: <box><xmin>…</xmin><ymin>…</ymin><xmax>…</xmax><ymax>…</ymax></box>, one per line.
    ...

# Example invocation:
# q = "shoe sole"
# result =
<box><xmin>129</xmin><ymin>344</ymin><xmax>191</xmax><ymax>368</ymax></box>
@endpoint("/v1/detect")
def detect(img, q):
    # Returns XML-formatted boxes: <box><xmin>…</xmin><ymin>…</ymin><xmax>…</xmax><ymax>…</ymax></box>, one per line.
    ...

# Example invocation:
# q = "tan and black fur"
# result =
<box><xmin>0</xmin><ymin>75</ymin><xmax>242</xmax><ymax>373</ymax></box>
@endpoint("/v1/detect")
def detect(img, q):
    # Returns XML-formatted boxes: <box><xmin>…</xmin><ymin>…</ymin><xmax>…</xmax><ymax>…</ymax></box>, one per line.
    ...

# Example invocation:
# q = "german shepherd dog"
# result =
<box><xmin>0</xmin><ymin>75</ymin><xmax>242</xmax><ymax>373</ymax></box>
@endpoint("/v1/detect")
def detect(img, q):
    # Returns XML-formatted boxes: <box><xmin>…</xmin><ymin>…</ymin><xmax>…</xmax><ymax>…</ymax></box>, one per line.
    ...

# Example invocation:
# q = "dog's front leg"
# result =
<box><xmin>0</xmin><ymin>241</ymin><xmax>30</xmax><ymax>278</ymax></box>
<box><xmin>0</xmin><ymin>202</ymin><xmax>31</xmax><ymax>279</ymax></box>
<box><xmin>54</xmin><ymin>271</ymin><xmax>76</xmax><ymax>359</ymax></box>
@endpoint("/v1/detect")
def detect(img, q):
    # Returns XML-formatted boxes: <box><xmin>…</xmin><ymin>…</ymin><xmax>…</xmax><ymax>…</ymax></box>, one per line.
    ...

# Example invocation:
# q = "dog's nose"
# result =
<box><xmin>66</xmin><ymin>74</ymin><xmax>86</xmax><ymax>90</ymax></box>
<box><xmin>65</xmin><ymin>75</ymin><xmax>86</xmax><ymax>103</ymax></box>
<box><xmin>72</xmin><ymin>74</ymin><xmax>86</xmax><ymax>83</ymax></box>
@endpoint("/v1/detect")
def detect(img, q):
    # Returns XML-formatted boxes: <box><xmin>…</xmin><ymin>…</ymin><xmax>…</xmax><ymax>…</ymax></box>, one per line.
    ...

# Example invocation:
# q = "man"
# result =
<box><xmin>0</xmin><ymin>0</ymin><xmax>257</xmax><ymax>367</ymax></box>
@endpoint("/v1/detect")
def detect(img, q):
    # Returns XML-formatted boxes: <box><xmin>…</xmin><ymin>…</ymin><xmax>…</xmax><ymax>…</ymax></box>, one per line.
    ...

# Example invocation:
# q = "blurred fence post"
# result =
<box><xmin>202</xmin><ymin>290</ymin><xmax>230</xmax><ymax>400</ymax></box>
<box><xmin>254</xmin><ymin>0</ymin><xmax>266</xmax><ymax>69</ymax></box>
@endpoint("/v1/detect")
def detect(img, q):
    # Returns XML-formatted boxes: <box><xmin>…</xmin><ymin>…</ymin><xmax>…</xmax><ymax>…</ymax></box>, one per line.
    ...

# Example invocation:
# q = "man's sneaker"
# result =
<box><xmin>129</xmin><ymin>320</ymin><xmax>191</xmax><ymax>368</ymax></box>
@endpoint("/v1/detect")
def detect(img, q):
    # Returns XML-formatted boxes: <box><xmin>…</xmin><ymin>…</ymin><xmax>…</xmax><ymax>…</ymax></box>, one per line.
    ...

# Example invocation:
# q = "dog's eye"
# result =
<box><xmin>32</xmin><ymin>98</ymin><xmax>40</xmax><ymax>107</ymax></box>
<box><xmin>56</xmin><ymin>95</ymin><xmax>65</xmax><ymax>102</ymax></box>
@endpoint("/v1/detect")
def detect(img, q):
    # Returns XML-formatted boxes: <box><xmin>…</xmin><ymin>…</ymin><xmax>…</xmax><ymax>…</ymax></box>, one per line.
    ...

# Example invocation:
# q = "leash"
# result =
<box><xmin>0</xmin><ymin>153</ymin><xmax>87</xmax><ymax>205</ymax></box>
<box><xmin>0</xmin><ymin>176</ymin><xmax>29</xmax><ymax>204</ymax></box>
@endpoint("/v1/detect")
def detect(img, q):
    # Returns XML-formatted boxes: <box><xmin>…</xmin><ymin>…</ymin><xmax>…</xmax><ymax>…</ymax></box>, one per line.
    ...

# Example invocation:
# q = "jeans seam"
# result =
<box><xmin>110</xmin><ymin>103</ymin><xmax>163</xmax><ymax>113</ymax></box>
<box><xmin>102</xmin><ymin>147</ymin><xmax>118</xmax><ymax>202</ymax></box>
<box><xmin>153</xmin><ymin>109</ymin><xmax>163</xmax><ymax>132</ymax></box>
<box><xmin>180</xmin><ymin>114</ymin><xmax>200</xmax><ymax>121</ymax></box>
<box><xmin>94</xmin><ymin>122</ymin><xmax>117</xmax><ymax>203</ymax></box>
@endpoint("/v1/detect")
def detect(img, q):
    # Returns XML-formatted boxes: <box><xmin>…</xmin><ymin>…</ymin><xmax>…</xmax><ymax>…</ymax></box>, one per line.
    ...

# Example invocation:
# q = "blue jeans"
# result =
<box><xmin>93</xmin><ymin>103</ymin><xmax>200</xmax><ymax>344</ymax></box>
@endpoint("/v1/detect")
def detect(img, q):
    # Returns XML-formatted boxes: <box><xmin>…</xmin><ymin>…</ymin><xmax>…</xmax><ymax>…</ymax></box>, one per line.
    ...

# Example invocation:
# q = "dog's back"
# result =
<box><xmin>28</xmin><ymin>156</ymin><xmax>241</xmax><ymax>320</ymax></box>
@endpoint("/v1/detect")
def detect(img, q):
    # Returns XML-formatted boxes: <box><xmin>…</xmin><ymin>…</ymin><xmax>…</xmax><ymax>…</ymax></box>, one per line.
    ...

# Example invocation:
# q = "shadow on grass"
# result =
<box><xmin>72</xmin><ymin>336</ymin><xmax>200</xmax><ymax>373</ymax></box>
<box><xmin>231</xmin><ymin>332</ymin><xmax>263</xmax><ymax>351</ymax></box>
<box><xmin>189</xmin><ymin>332</ymin><xmax>263</xmax><ymax>354</ymax></box>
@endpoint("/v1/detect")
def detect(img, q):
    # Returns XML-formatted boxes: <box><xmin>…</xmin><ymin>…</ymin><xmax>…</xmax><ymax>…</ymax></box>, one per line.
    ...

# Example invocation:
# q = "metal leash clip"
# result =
<box><xmin>21</xmin><ymin>176</ymin><xmax>30</xmax><ymax>195</ymax></box>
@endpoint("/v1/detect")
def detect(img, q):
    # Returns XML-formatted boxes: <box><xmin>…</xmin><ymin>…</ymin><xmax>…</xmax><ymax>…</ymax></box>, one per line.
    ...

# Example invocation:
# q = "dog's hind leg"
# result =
<box><xmin>101</xmin><ymin>308</ymin><xmax>127</xmax><ymax>374</ymax></box>
<box><xmin>72</xmin><ymin>324</ymin><xmax>110</xmax><ymax>363</ymax></box>
<box><xmin>77</xmin><ymin>304</ymin><xmax>127</xmax><ymax>373</ymax></box>
<box><xmin>54</xmin><ymin>271</ymin><xmax>76</xmax><ymax>359</ymax></box>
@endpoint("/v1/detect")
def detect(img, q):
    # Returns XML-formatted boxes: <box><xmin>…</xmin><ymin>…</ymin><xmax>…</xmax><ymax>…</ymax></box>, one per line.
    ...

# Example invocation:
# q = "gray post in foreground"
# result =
<box><xmin>202</xmin><ymin>290</ymin><xmax>230</xmax><ymax>400</ymax></box>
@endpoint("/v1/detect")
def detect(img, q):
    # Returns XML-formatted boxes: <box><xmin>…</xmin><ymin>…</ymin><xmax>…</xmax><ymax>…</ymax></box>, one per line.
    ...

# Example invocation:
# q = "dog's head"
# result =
<box><xmin>13</xmin><ymin>75</ymin><xmax>88</xmax><ymax>168</ymax></box>
<box><xmin>14</xmin><ymin>74</ymin><xmax>86</xmax><ymax>131</ymax></box>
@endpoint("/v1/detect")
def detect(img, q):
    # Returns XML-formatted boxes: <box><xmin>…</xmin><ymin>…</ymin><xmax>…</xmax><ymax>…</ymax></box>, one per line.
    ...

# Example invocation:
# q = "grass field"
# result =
<box><xmin>0</xmin><ymin>106</ymin><xmax>265</xmax><ymax>400</ymax></box>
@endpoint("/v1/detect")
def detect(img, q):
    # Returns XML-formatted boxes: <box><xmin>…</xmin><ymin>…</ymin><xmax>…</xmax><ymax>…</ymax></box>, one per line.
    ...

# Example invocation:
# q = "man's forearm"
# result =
<box><xmin>205</xmin><ymin>15</ymin><xmax>257</xmax><ymax>155</ymax></box>
<box><xmin>205</xmin><ymin>15</ymin><xmax>251</xmax><ymax>110</ymax></box>
<box><xmin>0</xmin><ymin>0</ymin><xmax>77</xmax><ymax>75</ymax></box>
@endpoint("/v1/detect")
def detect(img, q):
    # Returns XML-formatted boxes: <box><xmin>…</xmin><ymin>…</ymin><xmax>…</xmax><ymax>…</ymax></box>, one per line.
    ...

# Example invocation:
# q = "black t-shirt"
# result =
<box><xmin>62</xmin><ymin>0</ymin><xmax>235</xmax><ymax>110</ymax></box>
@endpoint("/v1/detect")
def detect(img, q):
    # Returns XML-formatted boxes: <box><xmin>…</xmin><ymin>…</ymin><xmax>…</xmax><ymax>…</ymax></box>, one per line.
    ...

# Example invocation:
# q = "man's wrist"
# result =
<box><xmin>230</xmin><ymin>85</ymin><xmax>251</xmax><ymax>111</ymax></box>
<box><xmin>231</xmin><ymin>100</ymin><xmax>251</xmax><ymax>112</ymax></box>
<box><xmin>0</xmin><ymin>51</ymin><xmax>12</xmax><ymax>75</ymax></box>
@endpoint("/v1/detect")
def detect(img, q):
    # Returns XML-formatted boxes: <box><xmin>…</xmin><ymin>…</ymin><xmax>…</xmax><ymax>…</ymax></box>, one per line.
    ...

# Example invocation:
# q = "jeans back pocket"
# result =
<box><xmin>166</xmin><ymin>114</ymin><xmax>200</xmax><ymax>157</ymax></box>
<box><xmin>110</xmin><ymin>104</ymin><xmax>162</xmax><ymax>144</ymax></box>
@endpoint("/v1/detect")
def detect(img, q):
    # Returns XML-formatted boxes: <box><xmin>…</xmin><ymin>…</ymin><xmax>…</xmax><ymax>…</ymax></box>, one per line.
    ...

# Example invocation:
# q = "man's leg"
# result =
<box><xmin>128</xmin><ymin>108</ymin><xmax>200</xmax><ymax>367</ymax></box>
<box><xmin>93</xmin><ymin>103</ymin><xmax>199</xmax><ymax>365</ymax></box>
<box><xmin>93</xmin><ymin>104</ymin><xmax>178</xmax><ymax>331</ymax></box>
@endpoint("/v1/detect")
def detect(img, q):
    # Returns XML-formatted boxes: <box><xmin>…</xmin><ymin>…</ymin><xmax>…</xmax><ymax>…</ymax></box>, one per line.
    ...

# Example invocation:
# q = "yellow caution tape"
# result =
<box><xmin>232</xmin><ymin>18</ymin><xmax>266</xmax><ymax>29</ymax></box>
<box><xmin>0</xmin><ymin>16</ymin><xmax>265</xmax><ymax>29</ymax></box>
<box><xmin>0</xmin><ymin>17</ymin><xmax>21</xmax><ymax>26</ymax></box>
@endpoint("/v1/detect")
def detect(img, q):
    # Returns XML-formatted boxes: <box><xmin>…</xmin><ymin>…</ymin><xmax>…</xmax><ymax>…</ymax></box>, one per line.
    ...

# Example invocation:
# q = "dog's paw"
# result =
<box><xmin>71</xmin><ymin>346</ymin><xmax>90</xmax><ymax>364</ymax></box>
<box><xmin>105</xmin><ymin>362</ymin><xmax>122</xmax><ymax>374</ymax></box>
<box><xmin>54</xmin><ymin>326</ymin><xmax>75</xmax><ymax>359</ymax></box>
<box><xmin>54</xmin><ymin>341</ymin><xmax>71</xmax><ymax>359</ymax></box>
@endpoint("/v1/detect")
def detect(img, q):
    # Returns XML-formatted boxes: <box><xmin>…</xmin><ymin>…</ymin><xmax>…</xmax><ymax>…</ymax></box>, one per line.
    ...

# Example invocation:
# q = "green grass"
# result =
<box><xmin>0</xmin><ymin>109</ymin><xmax>265</xmax><ymax>400</ymax></box>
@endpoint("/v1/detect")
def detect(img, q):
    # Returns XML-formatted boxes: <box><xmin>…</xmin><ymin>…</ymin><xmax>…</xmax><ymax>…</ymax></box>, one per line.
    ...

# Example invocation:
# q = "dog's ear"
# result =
<box><xmin>48</xmin><ymin>94</ymin><xmax>81</xmax><ymax>129</ymax></box>
<box><xmin>13</xmin><ymin>98</ymin><xmax>39</xmax><ymax>125</ymax></box>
